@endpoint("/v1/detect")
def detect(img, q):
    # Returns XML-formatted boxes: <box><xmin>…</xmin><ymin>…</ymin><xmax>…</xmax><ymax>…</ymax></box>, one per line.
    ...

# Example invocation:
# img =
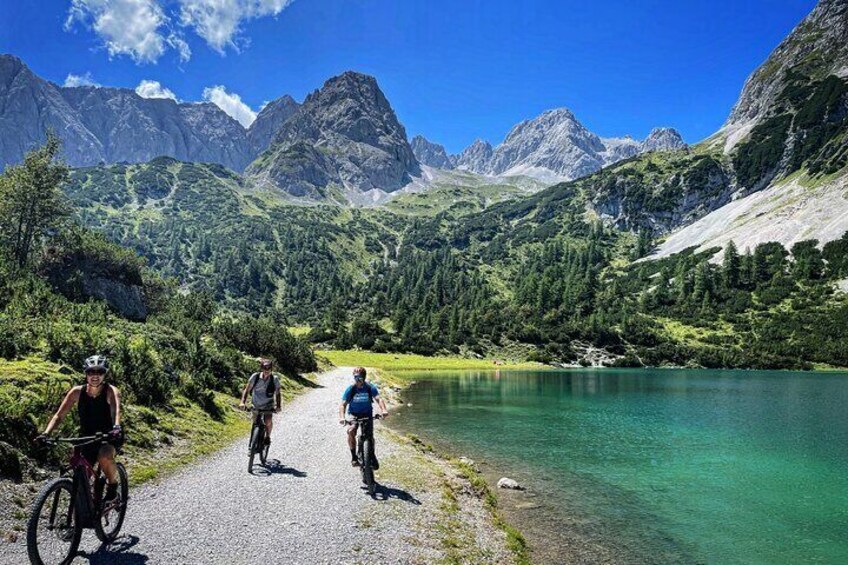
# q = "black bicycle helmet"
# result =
<box><xmin>83</xmin><ymin>355</ymin><xmax>109</xmax><ymax>373</ymax></box>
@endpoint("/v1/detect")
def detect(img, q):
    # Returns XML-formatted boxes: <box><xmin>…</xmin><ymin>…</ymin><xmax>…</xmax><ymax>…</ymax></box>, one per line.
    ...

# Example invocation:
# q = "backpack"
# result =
<box><xmin>250</xmin><ymin>372</ymin><xmax>276</xmax><ymax>397</ymax></box>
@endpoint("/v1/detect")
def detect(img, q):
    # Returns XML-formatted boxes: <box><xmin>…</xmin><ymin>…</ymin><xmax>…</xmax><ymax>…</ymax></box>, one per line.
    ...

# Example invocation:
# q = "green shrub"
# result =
<box><xmin>110</xmin><ymin>336</ymin><xmax>174</xmax><ymax>406</ymax></box>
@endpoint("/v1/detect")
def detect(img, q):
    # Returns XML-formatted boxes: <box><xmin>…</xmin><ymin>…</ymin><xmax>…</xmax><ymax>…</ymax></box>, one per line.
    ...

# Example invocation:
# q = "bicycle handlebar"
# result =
<box><xmin>41</xmin><ymin>433</ymin><xmax>111</xmax><ymax>446</ymax></box>
<box><xmin>345</xmin><ymin>413</ymin><xmax>384</xmax><ymax>424</ymax></box>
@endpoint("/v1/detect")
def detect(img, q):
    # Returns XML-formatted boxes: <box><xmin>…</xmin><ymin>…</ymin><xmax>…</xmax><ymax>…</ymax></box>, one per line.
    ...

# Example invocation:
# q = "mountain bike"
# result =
<box><xmin>27</xmin><ymin>434</ymin><xmax>129</xmax><ymax>565</ymax></box>
<box><xmin>247</xmin><ymin>408</ymin><xmax>274</xmax><ymax>474</ymax></box>
<box><xmin>347</xmin><ymin>414</ymin><xmax>382</xmax><ymax>495</ymax></box>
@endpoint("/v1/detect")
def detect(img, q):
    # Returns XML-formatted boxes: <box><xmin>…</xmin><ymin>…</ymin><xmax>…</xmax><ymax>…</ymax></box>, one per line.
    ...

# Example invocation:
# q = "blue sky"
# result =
<box><xmin>0</xmin><ymin>0</ymin><xmax>817</xmax><ymax>153</ymax></box>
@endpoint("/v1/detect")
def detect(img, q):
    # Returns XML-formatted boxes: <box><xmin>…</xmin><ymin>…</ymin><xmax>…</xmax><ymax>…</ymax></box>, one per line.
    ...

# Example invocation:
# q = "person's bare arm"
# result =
<box><xmin>239</xmin><ymin>378</ymin><xmax>253</xmax><ymax>409</ymax></box>
<box><xmin>43</xmin><ymin>387</ymin><xmax>82</xmax><ymax>435</ymax></box>
<box><xmin>107</xmin><ymin>385</ymin><xmax>122</xmax><ymax>427</ymax></box>
<box><xmin>376</xmin><ymin>396</ymin><xmax>388</xmax><ymax>418</ymax></box>
<box><xmin>339</xmin><ymin>402</ymin><xmax>348</xmax><ymax>424</ymax></box>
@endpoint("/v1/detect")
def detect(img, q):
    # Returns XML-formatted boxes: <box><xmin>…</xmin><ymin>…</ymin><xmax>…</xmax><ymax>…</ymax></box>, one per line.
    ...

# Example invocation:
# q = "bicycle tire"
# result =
<box><xmin>94</xmin><ymin>463</ymin><xmax>129</xmax><ymax>543</ymax></box>
<box><xmin>362</xmin><ymin>438</ymin><xmax>376</xmax><ymax>495</ymax></box>
<box><xmin>27</xmin><ymin>477</ymin><xmax>81</xmax><ymax>565</ymax></box>
<box><xmin>248</xmin><ymin>425</ymin><xmax>260</xmax><ymax>473</ymax></box>
<box><xmin>260</xmin><ymin>440</ymin><xmax>269</xmax><ymax>465</ymax></box>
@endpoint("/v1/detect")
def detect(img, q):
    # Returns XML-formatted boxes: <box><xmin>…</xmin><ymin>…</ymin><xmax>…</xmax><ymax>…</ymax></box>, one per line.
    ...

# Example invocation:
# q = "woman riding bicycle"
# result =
<box><xmin>38</xmin><ymin>355</ymin><xmax>124</xmax><ymax>504</ymax></box>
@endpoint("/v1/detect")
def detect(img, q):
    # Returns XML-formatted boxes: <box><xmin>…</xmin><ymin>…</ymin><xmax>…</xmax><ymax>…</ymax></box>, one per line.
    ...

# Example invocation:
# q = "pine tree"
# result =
<box><xmin>723</xmin><ymin>240</ymin><xmax>741</xmax><ymax>289</ymax></box>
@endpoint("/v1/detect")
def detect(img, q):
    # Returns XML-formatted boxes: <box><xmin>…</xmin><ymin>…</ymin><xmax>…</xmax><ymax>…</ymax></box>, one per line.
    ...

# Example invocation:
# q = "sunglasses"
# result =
<box><xmin>85</xmin><ymin>369</ymin><xmax>106</xmax><ymax>376</ymax></box>
<box><xmin>261</xmin><ymin>364</ymin><xmax>272</xmax><ymax>370</ymax></box>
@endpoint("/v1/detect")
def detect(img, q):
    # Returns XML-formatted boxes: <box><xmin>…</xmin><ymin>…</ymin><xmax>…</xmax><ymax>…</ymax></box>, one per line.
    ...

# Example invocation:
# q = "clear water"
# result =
<box><xmin>391</xmin><ymin>369</ymin><xmax>848</xmax><ymax>564</ymax></box>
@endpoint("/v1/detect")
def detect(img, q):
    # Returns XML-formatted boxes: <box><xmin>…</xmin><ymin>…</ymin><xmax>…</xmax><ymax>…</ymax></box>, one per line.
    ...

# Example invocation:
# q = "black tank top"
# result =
<box><xmin>78</xmin><ymin>386</ymin><xmax>113</xmax><ymax>435</ymax></box>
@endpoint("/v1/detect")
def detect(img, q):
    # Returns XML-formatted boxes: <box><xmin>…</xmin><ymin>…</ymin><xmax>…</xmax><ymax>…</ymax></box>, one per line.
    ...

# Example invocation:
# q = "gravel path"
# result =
<box><xmin>2</xmin><ymin>368</ymin><xmax>462</xmax><ymax>565</ymax></box>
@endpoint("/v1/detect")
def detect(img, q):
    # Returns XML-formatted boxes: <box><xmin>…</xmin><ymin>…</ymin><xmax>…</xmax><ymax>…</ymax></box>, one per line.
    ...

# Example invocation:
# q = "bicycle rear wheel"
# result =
<box><xmin>27</xmin><ymin>477</ymin><xmax>81</xmax><ymax>565</ymax></box>
<box><xmin>362</xmin><ymin>438</ymin><xmax>376</xmax><ymax>495</ymax></box>
<box><xmin>94</xmin><ymin>463</ymin><xmax>129</xmax><ymax>543</ymax></box>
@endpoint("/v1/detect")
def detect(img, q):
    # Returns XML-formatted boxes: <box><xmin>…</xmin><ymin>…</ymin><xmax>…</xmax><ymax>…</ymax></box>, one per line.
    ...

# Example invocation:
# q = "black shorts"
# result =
<box><xmin>79</xmin><ymin>437</ymin><xmax>123</xmax><ymax>466</ymax></box>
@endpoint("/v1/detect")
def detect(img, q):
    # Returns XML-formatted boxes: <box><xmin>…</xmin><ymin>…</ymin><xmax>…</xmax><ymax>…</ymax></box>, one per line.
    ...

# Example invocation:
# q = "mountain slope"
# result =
<box><xmin>63</xmin><ymin>158</ymin><xmax>399</xmax><ymax>318</ymax></box>
<box><xmin>723</xmin><ymin>0</ymin><xmax>848</xmax><ymax>139</ymax></box>
<box><xmin>0</xmin><ymin>54</ymin><xmax>294</xmax><ymax>172</ymax></box>
<box><xmin>247</xmin><ymin>72</ymin><xmax>421</xmax><ymax>204</ymax></box>
<box><xmin>470</xmin><ymin>0</ymin><xmax>848</xmax><ymax>254</ymax></box>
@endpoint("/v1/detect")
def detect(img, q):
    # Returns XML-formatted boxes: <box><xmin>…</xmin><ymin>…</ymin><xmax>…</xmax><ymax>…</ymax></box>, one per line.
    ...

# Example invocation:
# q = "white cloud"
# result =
<box><xmin>66</xmin><ymin>0</ymin><xmax>168</xmax><ymax>64</ymax></box>
<box><xmin>167</xmin><ymin>33</ymin><xmax>192</xmax><ymax>63</ymax></box>
<box><xmin>65</xmin><ymin>0</ymin><xmax>294</xmax><ymax>63</ymax></box>
<box><xmin>178</xmin><ymin>0</ymin><xmax>294</xmax><ymax>53</ymax></box>
<box><xmin>63</xmin><ymin>72</ymin><xmax>100</xmax><ymax>87</ymax></box>
<box><xmin>135</xmin><ymin>79</ymin><xmax>179</xmax><ymax>101</ymax></box>
<box><xmin>202</xmin><ymin>85</ymin><xmax>256</xmax><ymax>127</ymax></box>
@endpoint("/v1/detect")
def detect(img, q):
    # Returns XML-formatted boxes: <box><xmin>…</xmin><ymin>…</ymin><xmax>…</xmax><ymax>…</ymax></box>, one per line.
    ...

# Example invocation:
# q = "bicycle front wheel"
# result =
<box><xmin>94</xmin><ymin>462</ymin><xmax>129</xmax><ymax>543</ymax></box>
<box><xmin>260</xmin><ymin>440</ymin><xmax>269</xmax><ymax>465</ymax></box>
<box><xmin>27</xmin><ymin>477</ymin><xmax>81</xmax><ymax>565</ymax></box>
<box><xmin>248</xmin><ymin>425</ymin><xmax>260</xmax><ymax>473</ymax></box>
<box><xmin>362</xmin><ymin>438</ymin><xmax>376</xmax><ymax>495</ymax></box>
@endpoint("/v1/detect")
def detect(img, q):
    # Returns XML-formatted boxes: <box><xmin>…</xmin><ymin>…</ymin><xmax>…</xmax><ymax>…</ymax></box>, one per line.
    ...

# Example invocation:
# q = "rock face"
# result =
<box><xmin>640</xmin><ymin>127</ymin><xmax>687</xmax><ymax>153</ymax></box>
<box><xmin>453</xmin><ymin>139</ymin><xmax>494</xmax><ymax>172</ymax></box>
<box><xmin>410</xmin><ymin>135</ymin><xmax>454</xmax><ymax>169</ymax></box>
<box><xmin>81</xmin><ymin>277</ymin><xmax>148</xmax><ymax>321</ymax></box>
<box><xmin>724</xmin><ymin>0</ymin><xmax>848</xmax><ymax>131</ymax></box>
<box><xmin>453</xmin><ymin>108</ymin><xmax>686</xmax><ymax>181</ymax></box>
<box><xmin>247</xmin><ymin>95</ymin><xmax>300</xmax><ymax>155</ymax></box>
<box><xmin>0</xmin><ymin>54</ymin><xmax>291</xmax><ymax>172</ymax></box>
<box><xmin>594</xmin><ymin>0</ymin><xmax>848</xmax><ymax>251</ymax></box>
<box><xmin>247</xmin><ymin>71</ymin><xmax>421</xmax><ymax>202</ymax></box>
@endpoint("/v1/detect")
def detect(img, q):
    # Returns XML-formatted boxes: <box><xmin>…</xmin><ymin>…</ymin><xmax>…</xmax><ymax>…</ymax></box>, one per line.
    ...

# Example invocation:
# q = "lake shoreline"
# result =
<box><xmin>376</xmin><ymin>368</ymin><xmax>629</xmax><ymax>564</ymax></box>
<box><xmin>374</xmin><ymin>365</ymin><xmax>848</xmax><ymax>563</ymax></box>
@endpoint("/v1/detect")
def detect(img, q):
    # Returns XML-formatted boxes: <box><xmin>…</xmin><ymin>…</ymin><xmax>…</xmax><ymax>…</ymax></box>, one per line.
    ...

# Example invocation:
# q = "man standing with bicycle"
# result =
<box><xmin>339</xmin><ymin>367</ymin><xmax>388</xmax><ymax>468</ymax></box>
<box><xmin>239</xmin><ymin>358</ymin><xmax>282</xmax><ymax>446</ymax></box>
<box><xmin>38</xmin><ymin>355</ymin><xmax>123</xmax><ymax>504</ymax></box>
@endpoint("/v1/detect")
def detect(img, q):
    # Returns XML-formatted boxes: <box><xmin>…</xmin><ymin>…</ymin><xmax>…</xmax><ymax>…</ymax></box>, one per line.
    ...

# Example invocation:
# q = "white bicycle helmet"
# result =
<box><xmin>83</xmin><ymin>355</ymin><xmax>109</xmax><ymax>372</ymax></box>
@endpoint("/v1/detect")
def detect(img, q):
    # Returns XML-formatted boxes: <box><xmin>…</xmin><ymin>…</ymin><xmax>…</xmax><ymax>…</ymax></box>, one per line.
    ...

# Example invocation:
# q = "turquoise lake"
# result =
<box><xmin>390</xmin><ymin>369</ymin><xmax>848</xmax><ymax>564</ymax></box>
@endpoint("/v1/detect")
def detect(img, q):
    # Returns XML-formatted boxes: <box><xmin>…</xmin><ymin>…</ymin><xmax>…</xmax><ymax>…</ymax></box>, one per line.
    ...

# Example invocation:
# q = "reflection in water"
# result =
<box><xmin>393</xmin><ymin>369</ymin><xmax>848</xmax><ymax>565</ymax></box>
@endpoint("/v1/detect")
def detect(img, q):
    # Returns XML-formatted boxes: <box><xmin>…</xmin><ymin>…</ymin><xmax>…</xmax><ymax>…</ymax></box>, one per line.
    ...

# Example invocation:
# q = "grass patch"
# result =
<box><xmin>123</xmin><ymin>393</ymin><xmax>251</xmax><ymax>485</ymax></box>
<box><xmin>322</xmin><ymin>350</ymin><xmax>540</xmax><ymax>374</ymax></box>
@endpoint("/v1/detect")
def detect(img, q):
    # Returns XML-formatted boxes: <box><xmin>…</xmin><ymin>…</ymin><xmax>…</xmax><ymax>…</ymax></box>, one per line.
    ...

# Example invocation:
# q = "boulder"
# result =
<box><xmin>497</xmin><ymin>477</ymin><xmax>522</xmax><ymax>490</ymax></box>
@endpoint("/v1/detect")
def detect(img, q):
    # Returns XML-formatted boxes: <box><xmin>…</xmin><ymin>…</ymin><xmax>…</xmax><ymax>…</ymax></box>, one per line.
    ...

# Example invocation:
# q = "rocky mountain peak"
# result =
<box><xmin>453</xmin><ymin>139</ymin><xmax>494</xmax><ymax>172</ymax></box>
<box><xmin>248</xmin><ymin>70</ymin><xmax>421</xmax><ymax>203</ymax></box>
<box><xmin>453</xmin><ymin>108</ymin><xmax>687</xmax><ymax>181</ymax></box>
<box><xmin>0</xmin><ymin>53</ymin><xmax>26</xmax><ymax>81</ymax></box>
<box><xmin>0</xmin><ymin>54</ymin><xmax>295</xmax><ymax>172</ymax></box>
<box><xmin>725</xmin><ymin>0</ymin><xmax>848</xmax><ymax>130</ymax></box>
<box><xmin>411</xmin><ymin>135</ymin><xmax>454</xmax><ymax>169</ymax></box>
<box><xmin>247</xmin><ymin>94</ymin><xmax>300</xmax><ymax>154</ymax></box>
<box><xmin>641</xmin><ymin>127</ymin><xmax>687</xmax><ymax>152</ymax></box>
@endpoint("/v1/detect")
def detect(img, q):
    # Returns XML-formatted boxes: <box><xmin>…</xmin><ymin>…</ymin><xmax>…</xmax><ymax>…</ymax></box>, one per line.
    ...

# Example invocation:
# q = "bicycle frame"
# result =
<box><xmin>68</xmin><ymin>450</ymin><xmax>99</xmax><ymax>529</ymax></box>
<box><xmin>49</xmin><ymin>436</ymin><xmax>111</xmax><ymax>530</ymax></box>
<box><xmin>347</xmin><ymin>415</ymin><xmax>379</xmax><ymax>455</ymax></box>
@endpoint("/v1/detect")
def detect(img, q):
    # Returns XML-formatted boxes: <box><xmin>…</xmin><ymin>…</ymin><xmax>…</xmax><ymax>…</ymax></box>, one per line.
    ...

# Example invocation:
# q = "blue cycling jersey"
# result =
<box><xmin>343</xmin><ymin>383</ymin><xmax>378</xmax><ymax>416</ymax></box>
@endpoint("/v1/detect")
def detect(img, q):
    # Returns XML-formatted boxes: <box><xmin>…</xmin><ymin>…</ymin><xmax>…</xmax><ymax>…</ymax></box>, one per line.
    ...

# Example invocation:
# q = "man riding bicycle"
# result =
<box><xmin>239</xmin><ymin>358</ymin><xmax>282</xmax><ymax>446</ymax></box>
<box><xmin>38</xmin><ymin>355</ymin><xmax>123</xmax><ymax>504</ymax></box>
<box><xmin>339</xmin><ymin>367</ymin><xmax>388</xmax><ymax>467</ymax></box>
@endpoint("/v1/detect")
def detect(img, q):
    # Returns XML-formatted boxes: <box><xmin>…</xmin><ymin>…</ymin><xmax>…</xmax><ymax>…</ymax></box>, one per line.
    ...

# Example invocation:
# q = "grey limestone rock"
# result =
<box><xmin>410</xmin><ymin>135</ymin><xmax>454</xmax><ymax>169</ymax></box>
<box><xmin>248</xmin><ymin>71</ymin><xmax>421</xmax><ymax>200</ymax></box>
